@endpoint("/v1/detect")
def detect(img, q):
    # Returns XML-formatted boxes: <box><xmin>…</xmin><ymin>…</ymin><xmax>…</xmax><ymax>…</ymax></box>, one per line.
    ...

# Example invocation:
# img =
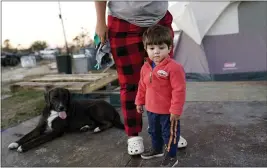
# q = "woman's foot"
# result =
<box><xmin>127</xmin><ymin>136</ymin><xmax>144</xmax><ymax>155</ymax></box>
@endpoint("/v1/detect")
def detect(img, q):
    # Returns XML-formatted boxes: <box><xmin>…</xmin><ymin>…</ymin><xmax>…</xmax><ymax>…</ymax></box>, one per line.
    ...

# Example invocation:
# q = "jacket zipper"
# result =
<box><xmin>148</xmin><ymin>62</ymin><xmax>155</xmax><ymax>83</ymax></box>
<box><xmin>150</xmin><ymin>65</ymin><xmax>154</xmax><ymax>83</ymax></box>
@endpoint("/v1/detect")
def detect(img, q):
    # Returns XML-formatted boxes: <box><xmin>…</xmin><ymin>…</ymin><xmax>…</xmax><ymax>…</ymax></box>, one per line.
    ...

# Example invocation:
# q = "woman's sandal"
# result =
<box><xmin>178</xmin><ymin>136</ymin><xmax>188</xmax><ymax>148</ymax></box>
<box><xmin>127</xmin><ymin>136</ymin><xmax>144</xmax><ymax>155</ymax></box>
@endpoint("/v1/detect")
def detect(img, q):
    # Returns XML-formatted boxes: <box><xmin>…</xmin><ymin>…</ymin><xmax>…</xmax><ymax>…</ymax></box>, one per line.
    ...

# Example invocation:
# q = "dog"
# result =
<box><xmin>8</xmin><ymin>87</ymin><xmax>124</xmax><ymax>152</ymax></box>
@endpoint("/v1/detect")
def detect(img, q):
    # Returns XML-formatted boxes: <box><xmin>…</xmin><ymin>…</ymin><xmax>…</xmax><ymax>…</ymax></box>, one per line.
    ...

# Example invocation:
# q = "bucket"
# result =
<box><xmin>72</xmin><ymin>54</ymin><xmax>88</xmax><ymax>74</ymax></box>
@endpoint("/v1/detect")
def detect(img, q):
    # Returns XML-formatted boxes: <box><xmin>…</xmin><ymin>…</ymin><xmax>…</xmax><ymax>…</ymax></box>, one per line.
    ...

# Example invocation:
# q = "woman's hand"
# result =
<box><xmin>95</xmin><ymin>22</ymin><xmax>108</xmax><ymax>44</ymax></box>
<box><xmin>94</xmin><ymin>1</ymin><xmax>108</xmax><ymax>44</ymax></box>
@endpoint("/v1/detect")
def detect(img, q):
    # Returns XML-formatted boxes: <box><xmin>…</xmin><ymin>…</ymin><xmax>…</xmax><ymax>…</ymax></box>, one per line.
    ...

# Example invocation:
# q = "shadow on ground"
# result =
<box><xmin>1</xmin><ymin>101</ymin><xmax>267</xmax><ymax>167</ymax></box>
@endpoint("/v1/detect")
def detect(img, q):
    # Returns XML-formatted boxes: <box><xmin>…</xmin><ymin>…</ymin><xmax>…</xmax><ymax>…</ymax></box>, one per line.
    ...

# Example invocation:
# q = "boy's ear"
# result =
<box><xmin>144</xmin><ymin>46</ymin><xmax>147</xmax><ymax>51</ymax></box>
<box><xmin>168</xmin><ymin>45</ymin><xmax>172</xmax><ymax>53</ymax></box>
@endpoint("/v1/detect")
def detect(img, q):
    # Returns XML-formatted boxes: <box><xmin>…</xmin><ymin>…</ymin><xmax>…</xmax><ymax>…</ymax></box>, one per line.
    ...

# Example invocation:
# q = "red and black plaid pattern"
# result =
<box><xmin>107</xmin><ymin>11</ymin><xmax>174</xmax><ymax>136</ymax></box>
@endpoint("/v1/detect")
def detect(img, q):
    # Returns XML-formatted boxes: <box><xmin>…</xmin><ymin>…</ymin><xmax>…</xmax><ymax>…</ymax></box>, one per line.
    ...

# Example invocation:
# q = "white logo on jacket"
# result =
<box><xmin>157</xmin><ymin>70</ymin><xmax>168</xmax><ymax>77</ymax></box>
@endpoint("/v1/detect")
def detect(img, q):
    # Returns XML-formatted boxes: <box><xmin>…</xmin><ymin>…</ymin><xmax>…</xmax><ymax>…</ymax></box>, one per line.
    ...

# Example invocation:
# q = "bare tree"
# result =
<box><xmin>72</xmin><ymin>27</ymin><xmax>93</xmax><ymax>49</ymax></box>
<box><xmin>3</xmin><ymin>39</ymin><xmax>11</xmax><ymax>49</ymax></box>
<box><xmin>73</xmin><ymin>36</ymin><xmax>81</xmax><ymax>47</ymax></box>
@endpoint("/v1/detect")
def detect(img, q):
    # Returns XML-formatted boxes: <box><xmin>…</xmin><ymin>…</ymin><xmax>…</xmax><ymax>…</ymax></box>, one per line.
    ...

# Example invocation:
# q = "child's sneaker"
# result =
<box><xmin>141</xmin><ymin>148</ymin><xmax>164</xmax><ymax>159</ymax></box>
<box><xmin>160</xmin><ymin>155</ymin><xmax>179</xmax><ymax>167</ymax></box>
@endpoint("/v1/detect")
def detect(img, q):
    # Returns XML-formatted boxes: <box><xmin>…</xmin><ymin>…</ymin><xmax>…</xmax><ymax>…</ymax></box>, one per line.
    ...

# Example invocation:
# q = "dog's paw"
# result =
<box><xmin>17</xmin><ymin>146</ymin><xmax>24</xmax><ymax>153</ymax></box>
<box><xmin>8</xmin><ymin>142</ymin><xmax>19</xmax><ymax>149</ymax></box>
<box><xmin>80</xmin><ymin>125</ymin><xmax>90</xmax><ymax>132</ymax></box>
<box><xmin>93</xmin><ymin>127</ymin><xmax>101</xmax><ymax>133</ymax></box>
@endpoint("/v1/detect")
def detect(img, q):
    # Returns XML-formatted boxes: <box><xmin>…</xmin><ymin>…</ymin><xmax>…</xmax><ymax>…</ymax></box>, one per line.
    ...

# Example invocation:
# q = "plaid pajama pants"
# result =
<box><xmin>107</xmin><ymin>11</ymin><xmax>174</xmax><ymax>136</ymax></box>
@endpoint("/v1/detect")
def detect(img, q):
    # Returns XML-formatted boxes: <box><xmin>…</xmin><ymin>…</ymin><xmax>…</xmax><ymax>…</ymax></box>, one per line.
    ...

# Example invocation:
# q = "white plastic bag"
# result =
<box><xmin>20</xmin><ymin>56</ymin><xmax>36</xmax><ymax>68</ymax></box>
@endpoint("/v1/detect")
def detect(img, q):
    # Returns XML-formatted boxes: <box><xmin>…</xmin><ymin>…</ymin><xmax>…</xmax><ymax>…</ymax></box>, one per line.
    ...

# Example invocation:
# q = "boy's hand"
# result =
<box><xmin>136</xmin><ymin>105</ymin><xmax>144</xmax><ymax>113</ymax></box>
<box><xmin>170</xmin><ymin>113</ymin><xmax>180</xmax><ymax>122</ymax></box>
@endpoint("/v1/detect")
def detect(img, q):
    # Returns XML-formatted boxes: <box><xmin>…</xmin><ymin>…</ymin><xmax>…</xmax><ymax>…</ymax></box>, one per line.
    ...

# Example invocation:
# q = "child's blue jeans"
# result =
<box><xmin>147</xmin><ymin>111</ymin><xmax>180</xmax><ymax>157</ymax></box>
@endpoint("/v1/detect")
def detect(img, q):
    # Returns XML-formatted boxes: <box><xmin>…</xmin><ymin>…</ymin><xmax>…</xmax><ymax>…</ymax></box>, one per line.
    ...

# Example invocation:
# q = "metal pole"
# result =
<box><xmin>58</xmin><ymin>1</ymin><xmax>70</xmax><ymax>55</ymax></box>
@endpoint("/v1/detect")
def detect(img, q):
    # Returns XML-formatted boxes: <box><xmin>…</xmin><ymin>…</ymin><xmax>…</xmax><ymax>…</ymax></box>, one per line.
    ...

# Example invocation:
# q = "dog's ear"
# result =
<box><xmin>45</xmin><ymin>85</ymin><xmax>53</xmax><ymax>92</ymax></box>
<box><xmin>44</xmin><ymin>86</ymin><xmax>52</xmax><ymax>106</ymax></box>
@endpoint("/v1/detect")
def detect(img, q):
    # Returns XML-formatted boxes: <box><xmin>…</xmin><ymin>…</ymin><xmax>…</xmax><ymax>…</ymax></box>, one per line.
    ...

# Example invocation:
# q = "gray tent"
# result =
<box><xmin>170</xmin><ymin>1</ymin><xmax>267</xmax><ymax>81</ymax></box>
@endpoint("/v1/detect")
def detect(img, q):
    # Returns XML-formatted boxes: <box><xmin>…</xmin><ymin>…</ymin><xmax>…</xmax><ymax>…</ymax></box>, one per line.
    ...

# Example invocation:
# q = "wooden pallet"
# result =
<box><xmin>10</xmin><ymin>70</ymin><xmax>118</xmax><ymax>94</ymax></box>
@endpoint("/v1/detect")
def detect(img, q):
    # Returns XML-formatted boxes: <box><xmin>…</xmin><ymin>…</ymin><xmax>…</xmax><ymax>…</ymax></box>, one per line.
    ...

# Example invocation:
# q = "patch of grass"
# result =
<box><xmin>1</xmin><ymin>90</ymin><xmax>45</xmax><ymax>130</ymax></box>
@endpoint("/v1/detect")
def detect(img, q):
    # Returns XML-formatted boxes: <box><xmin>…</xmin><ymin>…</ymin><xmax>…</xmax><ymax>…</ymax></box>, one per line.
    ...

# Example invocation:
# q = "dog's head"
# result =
<box><xmin>44</xmin><ymin>87</ymin><xmax>71</xmax><ymax>119</ymax></box>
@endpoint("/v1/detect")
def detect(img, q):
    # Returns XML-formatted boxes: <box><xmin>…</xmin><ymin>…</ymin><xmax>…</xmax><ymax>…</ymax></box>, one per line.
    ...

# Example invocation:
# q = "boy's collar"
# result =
<box><xmin>145</xmin><ymin>56</ymin><xmax>171</xmax><ymax>65</ymax></box>
<box><xmin>144</xmin><ymin>57</ymin><xmax>152</xmax><ymax>64</ymax></box>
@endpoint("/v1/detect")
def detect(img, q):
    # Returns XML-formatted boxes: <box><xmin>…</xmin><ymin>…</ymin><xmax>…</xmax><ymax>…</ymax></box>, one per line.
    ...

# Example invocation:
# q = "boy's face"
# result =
<box><xmin>145</xmin><ymin>43</ymin><xmax>171</xmax><ymax>65</ymax></box>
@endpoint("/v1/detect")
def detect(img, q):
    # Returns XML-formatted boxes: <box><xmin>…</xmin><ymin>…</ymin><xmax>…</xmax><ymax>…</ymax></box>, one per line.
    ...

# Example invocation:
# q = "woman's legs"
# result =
<box><xmin>108</xmin><ymin>15</ymin><xmax>145</xmax><ymax>136</ymax></box>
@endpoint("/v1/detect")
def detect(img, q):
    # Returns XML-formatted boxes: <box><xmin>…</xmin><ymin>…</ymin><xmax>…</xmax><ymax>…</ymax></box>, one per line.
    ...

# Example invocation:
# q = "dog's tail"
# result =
<box><xmin>113</xmin><ymin>109</ymin><xmax>125</xmax><ymax>130</ymax></box>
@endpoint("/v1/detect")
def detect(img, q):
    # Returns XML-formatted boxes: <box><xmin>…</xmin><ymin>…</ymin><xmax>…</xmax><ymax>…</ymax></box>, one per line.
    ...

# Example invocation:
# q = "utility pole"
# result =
<box><xmin>58</xmin><ymin>1</ymin><xmax>70</xmax><ymax>55</ymax></box>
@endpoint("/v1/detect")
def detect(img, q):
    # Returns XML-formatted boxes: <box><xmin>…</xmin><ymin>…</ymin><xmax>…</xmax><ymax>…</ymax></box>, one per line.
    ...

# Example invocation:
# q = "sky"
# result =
<box><xmin>2</xmin><ymin>2</ymin><xmax>98</xmax><ymax>48</ymax></box>
<box><xmin>2</xmin><ymin>2</ymin><xmax>177</xmax><ymax>49</ymax></box>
